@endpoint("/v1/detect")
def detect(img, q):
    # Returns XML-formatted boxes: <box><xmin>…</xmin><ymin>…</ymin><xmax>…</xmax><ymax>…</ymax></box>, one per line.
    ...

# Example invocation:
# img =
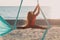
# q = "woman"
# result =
<box><xmin>18</xmin><ymin>4</ymin><xmax>47</xmax><ymax>29</ymax></box>
<box><xmin>25</xmin><ymin>4</ymin><xmax>40</xmax><ymax>27</ymax></box>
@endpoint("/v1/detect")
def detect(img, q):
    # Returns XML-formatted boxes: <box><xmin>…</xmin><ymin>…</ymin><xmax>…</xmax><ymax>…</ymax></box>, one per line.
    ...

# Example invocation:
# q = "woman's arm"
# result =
<box><xmin>33</xmin><ymin>4</ymin><xmax>39</xmax><ymax>14</ymax></box>
<box><xmin>35</xmin><ymin>5</ymin><xmax>40</xmax><ymax>16</ymax></box>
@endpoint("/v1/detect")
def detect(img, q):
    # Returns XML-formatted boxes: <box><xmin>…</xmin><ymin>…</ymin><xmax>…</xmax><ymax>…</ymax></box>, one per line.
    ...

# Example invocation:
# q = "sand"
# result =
<box><xmin>0</xmin><ymin>25</ymin><xmax>60</xmax><ymax>40</ymax></box>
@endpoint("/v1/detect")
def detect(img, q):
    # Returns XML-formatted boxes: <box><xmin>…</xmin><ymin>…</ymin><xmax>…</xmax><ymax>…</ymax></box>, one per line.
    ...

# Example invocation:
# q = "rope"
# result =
<box><xmin>37</xmin><ymin>0</ymin><xmax>39</xmax><ymax>4</ymax></box>
<box><xmin>37</xmin><ymin>0</ymin><xmax>51</xmax><ymax>40</ymax></box>
<box><xmin>13</xmin><ymin>0</ymin><xmax>23</xmax><ymax>29</ymax></box>
<box><xmin>40</xmin><ymin>9</ymin><xmax>51</xmax><ymax>40</ymax></box>
<box><xmin>13</xmin><ymin>0</ymin><xmax>51</xmax><ymax>40</ymax></box>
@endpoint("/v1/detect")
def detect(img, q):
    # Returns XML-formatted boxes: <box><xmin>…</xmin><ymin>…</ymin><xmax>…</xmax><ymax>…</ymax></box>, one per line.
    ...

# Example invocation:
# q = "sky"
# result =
<box><xmin>0</xmin><ymin>0</ymin><xmax>49</xmax><ymax>6</ymax></box>
<box><xmin>0</xmin><ymin>0</ymin><xmax>60</xmax><ymax>19</ymax></box>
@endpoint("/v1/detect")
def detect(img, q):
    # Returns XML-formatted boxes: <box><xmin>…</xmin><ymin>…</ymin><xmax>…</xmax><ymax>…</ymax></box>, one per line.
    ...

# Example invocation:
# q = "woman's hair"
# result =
<box><xmin>28</xmin><ymin>12</ymin><xmax>32</xmax><ymax>16</ymax></box>
<box><xmin>27</xmin><ymin>11</ymin><xmax>33</xmax><ymax>21</ymax></box>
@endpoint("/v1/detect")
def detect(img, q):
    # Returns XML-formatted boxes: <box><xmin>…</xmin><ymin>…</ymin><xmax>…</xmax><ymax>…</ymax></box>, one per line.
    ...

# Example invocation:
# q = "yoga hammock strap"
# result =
<box><xmin>40</xmin><ymin>9</ymin><xmax>51</xmax><ymax>40</ymax></box>
<box><xmin>13</xmin><ymin>0</ymin><xmax>23</xmax><ymax>29</ymax></box>
<box><xmin>41</xmin><ymin>9</ymin><xmax>51</xmax><ymax>29</ymax></box>
<box><xmin>37</xmin><ymin>0</ymin><xmax>51</xmax><ymax>40</ymax></box>
<box><xmin>0</xmin><ymin>16</ymin><xmax>12</xmax><ymax>36</ymax></box>
<box><xmin>0</xmin><ymin>0</ymin><xmax>23</xmax><ymax>36</ymax></box>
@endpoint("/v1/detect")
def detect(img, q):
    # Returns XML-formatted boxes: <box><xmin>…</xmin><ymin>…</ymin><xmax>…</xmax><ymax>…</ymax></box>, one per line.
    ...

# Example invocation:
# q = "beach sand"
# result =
<box><xmin>0</xmin><ymin>25</ymin><xmax>60</xmax><ymax>40</ymax></box>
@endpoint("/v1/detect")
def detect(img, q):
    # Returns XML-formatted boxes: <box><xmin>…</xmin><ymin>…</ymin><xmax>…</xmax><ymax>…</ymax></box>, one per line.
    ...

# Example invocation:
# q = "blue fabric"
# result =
<box><xmin>0</xmin><ymin>16</ymin><xmax>12</xmax><ymax>36</ymax></box>
<box><xmin>13</xmin><ymin>0</ymin><xmax>23</xmax><ymax>29</ymax></box>
<box><xmin>0</xmin><ymin>0</ymin><xmax>23</xmax><ymax>36</ymax></box>
<box><xmin>40</xmin><ymin>9</ymin><xmax>51</xmax><ymax>40</ymax></box>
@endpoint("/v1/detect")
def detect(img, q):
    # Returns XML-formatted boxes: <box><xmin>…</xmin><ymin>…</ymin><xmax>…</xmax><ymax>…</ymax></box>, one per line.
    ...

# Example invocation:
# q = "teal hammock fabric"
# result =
<box><xmin>0</xmin><ymin>0</ymin><xmax>23</xmax><ymax>36</ymax></box>
<box><xmin>0</xmin><ymin>16</ymin><xmax>12</xmax><ymax>36</ymax></box>
<box><xmin>0</xmin><ymin>0</ymin><xmax>51</xmax><ymax>40</ymax></box>
<box><xmin>40</xmin><ymin>9</ymin><xmax>51</xmax><ymax>40</ymax></box>
<box><xmin>36</xmin><ymin>0</ymin><xmax>51</xmax><ymax>40</ymax></box>
<box><xmin>13</xmin><ymin>0</ymin><xmax>23</xmax><ymax>29</ymax></box>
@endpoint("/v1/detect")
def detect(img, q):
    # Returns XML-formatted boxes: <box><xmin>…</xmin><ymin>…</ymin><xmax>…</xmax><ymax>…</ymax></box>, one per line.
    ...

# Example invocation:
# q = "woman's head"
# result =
<box><xmin>27</xmin><ymin>11</ymin><xmax>33</xmax><ymax>21</ymax></box>
<box><xmin>28</xmin><ymin>11</ymin><xmax>33</xmax><ymax>16</ymax></box>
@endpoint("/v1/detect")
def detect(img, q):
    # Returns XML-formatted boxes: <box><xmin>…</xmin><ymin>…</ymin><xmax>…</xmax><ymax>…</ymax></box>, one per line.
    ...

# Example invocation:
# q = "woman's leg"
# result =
<box><xmin>23</xmin><ymin>25</ymin><xmax>47</xmax><ymax>29</ymax></box>
<box><xmin>32</xmin><ymin>25</ymin><xmax>47</xmax><ymax>29</ymax></box>
<box><xmin>17</xmin><ymin>25</ymin><xmax>47</xmax><ymax>29</ymax></box>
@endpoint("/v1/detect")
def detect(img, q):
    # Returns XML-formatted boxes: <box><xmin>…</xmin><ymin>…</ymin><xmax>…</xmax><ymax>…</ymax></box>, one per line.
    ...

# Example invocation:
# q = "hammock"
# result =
<box><xmin>37</xmin><ymin>0</ymin><xmax>51</xmax><ymax>40</ymax></box>
<box><xmin>0</xmin><ymin>0</ymin><xmax>23</xmax><ymax>36</ymax></box>
<box><xmin>0</xmin><ymin>0</ymin><xmax>51</xmax><ymax>40</ymax></box>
